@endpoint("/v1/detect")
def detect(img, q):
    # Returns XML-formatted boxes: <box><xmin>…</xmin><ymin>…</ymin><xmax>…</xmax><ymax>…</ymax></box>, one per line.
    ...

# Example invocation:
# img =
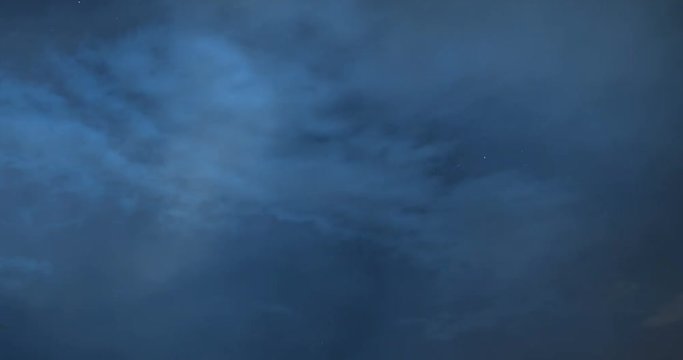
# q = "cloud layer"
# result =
<box><xmin>1</xmin><ymin>0</ymin><xmax>682</xmax><ymax>359</ymax></box>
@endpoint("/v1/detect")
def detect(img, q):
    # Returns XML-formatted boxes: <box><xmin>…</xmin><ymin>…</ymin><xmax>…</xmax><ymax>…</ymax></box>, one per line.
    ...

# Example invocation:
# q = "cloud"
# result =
<box><xmin>1</xmin><ymin>0</ymin><xmax>682</xmax><ymax>359</ymax></box>
<box><xmin>644</xmin><ymin>293</ymin><xmax>683</xmax><ymax>328</ymax></box>
<box><xmin>0</xmin><ymin>257</ymin><xmax>51</xmax><ymax>293</ymax></box>
<box><xmin>0</xmin><ymin>257</ymin><xmax>51</xmax><ymax>275</ymax></box>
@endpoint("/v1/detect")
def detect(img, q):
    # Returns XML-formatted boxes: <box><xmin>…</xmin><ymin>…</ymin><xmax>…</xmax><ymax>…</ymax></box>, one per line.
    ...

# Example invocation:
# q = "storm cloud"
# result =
<box><xmin>1</xmin><ymin>0</ymin><xmax>682</xmax><ymax>359</ymax></box>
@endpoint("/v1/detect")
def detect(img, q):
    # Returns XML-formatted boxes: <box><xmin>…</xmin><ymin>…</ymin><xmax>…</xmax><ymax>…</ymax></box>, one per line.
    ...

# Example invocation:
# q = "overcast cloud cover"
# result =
<box><xmin>1</xmin><ymin>0</ymin><xmax>682</xmax><ymax>359</ymax></box>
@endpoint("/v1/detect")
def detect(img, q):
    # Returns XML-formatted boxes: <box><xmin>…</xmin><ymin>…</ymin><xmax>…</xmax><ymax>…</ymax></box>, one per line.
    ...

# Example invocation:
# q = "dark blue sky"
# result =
<box><xmin>1</xmin><ymin>0</ymin><xmax>682</xmax><ymax>359</ymax></box>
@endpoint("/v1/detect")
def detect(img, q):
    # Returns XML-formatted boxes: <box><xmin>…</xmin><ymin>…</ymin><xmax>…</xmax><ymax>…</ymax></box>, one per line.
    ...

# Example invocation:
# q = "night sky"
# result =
<box><xmin>1</xmin><ymin>0</ymin><xmax>682</xmax><ymax>359</ymax></box>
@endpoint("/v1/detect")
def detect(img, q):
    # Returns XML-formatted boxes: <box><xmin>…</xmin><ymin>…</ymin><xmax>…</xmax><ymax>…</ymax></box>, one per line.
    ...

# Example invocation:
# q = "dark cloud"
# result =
<box><xmin>1</xmin><ymin>0</ymin><xmax>682</xmax><ymax>359</ymax></box>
